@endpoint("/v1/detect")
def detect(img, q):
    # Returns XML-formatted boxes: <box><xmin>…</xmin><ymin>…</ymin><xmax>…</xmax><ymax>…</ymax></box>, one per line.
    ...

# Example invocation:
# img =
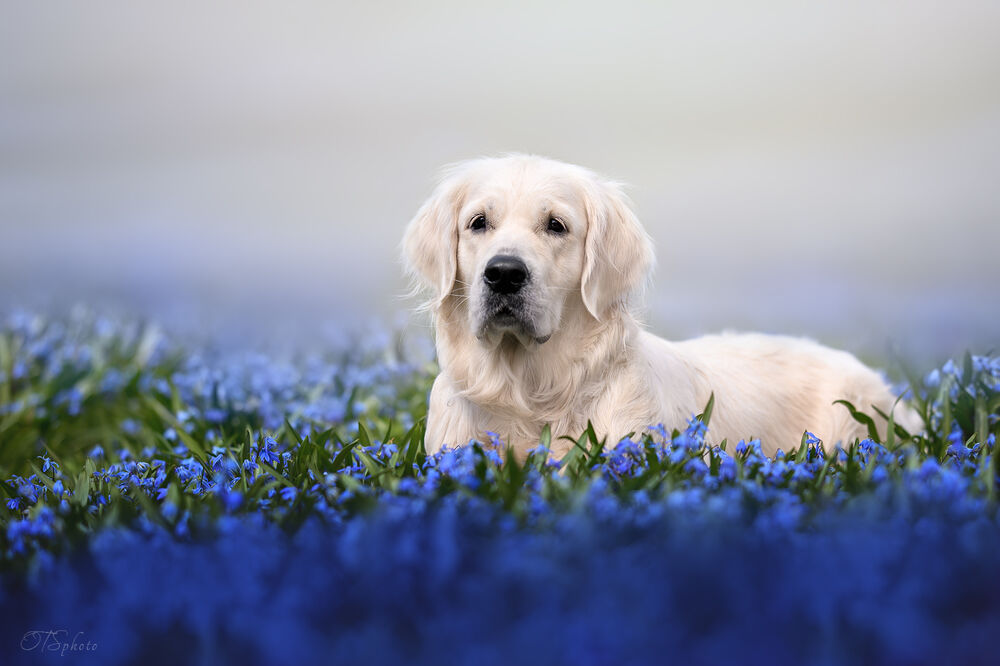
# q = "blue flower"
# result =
<box><xmin>162</xmin><ymin>502</ymin><xmax>178</xmax><ymax>521</ymax></box>
<box><xmin>258</xmin><ymin>437</ymin><xmax>280</xmax><ymax>466</ymax></box>
<box><xmin>735</xmin><ymin>439</ymin><xmax>762</xmax><ymax>457</ymax></box>
<box><xmin>924</xmin><ymin>369</ymin><xmax>941</xmax><ymax>388</ymax></box>
<box><xmin>790</xmin><ymin>466</ymin><xmax>813</xmax><ymax>483</ymax></box>
<box><xmin>917</xmin><ymin>458</ymin><xmax>940</xmax><ymax>479</ymax></box>
<box><xmin>17</xmin><ymin>482</ymin><xmax>38</xmax><ymax>504</ymax></box>
<box><xmin>609</xmin><ymin>453</ymin><xmax>633</xmax><ymax>476</ymax></box>
<box><xmin>684</xmin><ymin>457</ymin><xmax>708</xmax><ymax>476</ymax></box>
<box><xmin>947</xmin><ymin>443</ymin><xmax>970</xmax><ymax>460</ymax></box>
<box><xmin>204</xmin><ymin>408</ymin><xmax>226</xmax><ymax>423</ymax></box>
<box><xmin>38</xmin><ymin>455</ymin><xmax>59</xmax><ymax>474</ymax></box>
<box><xmin>526</xmin><ymin>443</ymin><xmax>550</xmax><ymax>459</ymax></box>
<box><xmin>222</xmin><ymin>490</ymin><xmax>243</xmax><ymax>512</ymax></box>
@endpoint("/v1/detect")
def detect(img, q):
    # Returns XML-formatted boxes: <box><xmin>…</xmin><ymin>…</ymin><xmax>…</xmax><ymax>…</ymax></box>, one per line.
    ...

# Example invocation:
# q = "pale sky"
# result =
<box><xmin>2</xmin><ymin>1</ymin><xmax>998</xmax><ymax>358</ymax></box>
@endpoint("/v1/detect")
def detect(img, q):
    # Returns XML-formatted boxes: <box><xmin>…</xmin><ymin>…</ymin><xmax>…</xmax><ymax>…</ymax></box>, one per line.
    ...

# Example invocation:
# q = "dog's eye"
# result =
<box><xmin>546</xmin><ymin>217</ymin><xmax>567</xmax><ymax>234</ymax></box>
<box><xmin>469</xmin><ymin>214</ymin><xmax>487</xmax><ymax>231</ymax></box>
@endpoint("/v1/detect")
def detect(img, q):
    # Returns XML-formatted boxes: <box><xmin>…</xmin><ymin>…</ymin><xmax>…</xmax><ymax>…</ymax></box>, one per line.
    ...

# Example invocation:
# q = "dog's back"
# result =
<box><xmin>668</xmin><ymin>332</ymin><xmax>919</xmax><ymax>455</ymax></box>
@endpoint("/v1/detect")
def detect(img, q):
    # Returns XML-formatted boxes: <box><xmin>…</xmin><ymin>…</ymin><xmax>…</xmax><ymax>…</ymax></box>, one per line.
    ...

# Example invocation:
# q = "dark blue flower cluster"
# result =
<box><xmin>1</xmin><ymin>310</ymin><xmax>998</xmax><ymax>665</ymax></box>
<box><xmin>4</xmin><ymin>498</ymin><xmax>1000</xmax><ymax>665</ymax></box>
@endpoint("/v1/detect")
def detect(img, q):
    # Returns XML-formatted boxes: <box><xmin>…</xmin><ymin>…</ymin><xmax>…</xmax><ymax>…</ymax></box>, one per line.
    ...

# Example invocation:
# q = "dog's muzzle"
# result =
<box><xmin>477</xmin><ymin>254</ymin><xmax>548</xmax><ymax>344</ymax></box>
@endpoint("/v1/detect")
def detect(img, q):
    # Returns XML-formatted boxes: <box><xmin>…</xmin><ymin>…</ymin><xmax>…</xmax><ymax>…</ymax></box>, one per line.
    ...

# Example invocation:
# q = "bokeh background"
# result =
<box><xmin>2</xmin><ymin>0</ymin><xmax>998</xmax><ymax>361</ymax></box>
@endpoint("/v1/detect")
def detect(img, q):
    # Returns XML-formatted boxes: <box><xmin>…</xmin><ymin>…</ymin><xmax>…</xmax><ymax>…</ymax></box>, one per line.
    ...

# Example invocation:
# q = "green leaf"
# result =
<box><xmin>402</xmin><ymin>420</ymin><xmax>425</xmax><ymax>474</ymax></box>
<box><xmin>583</xmin><ymin>421</ymin><xmax>606</xmax><ymax>468</ymax></box>
<box><xmin>794</xmin><ymin>432</ymin><xmax>808</xmax><ymax>463</ymax></box>
<box><xmin>332</xmin><ymin>441</ymin><xmax>359</xmax><ymax>471</ymax></box>
<box><xmin>357</xmin><ymin>421</ymin><xmax>374</xmax><ymax>449</ymax></box>
<box><xmin>870</xmin><ymin>404</ymin><xmax>913</xmax><ymax>445</ymax></box>
<box><xmin>284</xmin><ymin>419</ymin><xmax>305</xmax><ymax>446</ymax></box>
<box><xmin>337</xmin><ymin>473</ymin><xmax>363</xmax><ymax>493</ymax></box>
<box><xmin>73</xmin><ymin>469</ymin><xmax>90</xmax><ymax>507</ymax></box>
<box><xmin>539</xmin><ymin>424</ymin><xmax>552</xmax><ymax>450</ymax></box>
<box><xmin>501</xmin><ymin>445</ymin><xmax>525</xmax><ymax>511</ymax></box>
<box><xmin>258</xmin><ymin>461</ymin><xmax>295</xmax><ymax>488</ymax></box>
<box><xmin>143</xmin><ymin>396</ymin><xmax>208</xmax><ymax>462</ymax></box>
<box><xmin>833</xmin><ymin>399</ymin><xmax>881</xmax><ymax>442</ymax></box>
<box><xmin>697</xmin><ymin>392</ymin><xmax>715</xmax><ymax>428</ymax></box>
<box><xmin>558</xmin><ymin>432</ymin><xmax>590</xmax><ymax>478</ymax></box>
<box><xmin>356</xmin><ymin>448</ymin><xmax>386</xmax><ymax>484</ymax></box>
<box><xmin>975</xmin><ymin>394</ymin><xmax>989</xmax><ymax>447</ymax></box>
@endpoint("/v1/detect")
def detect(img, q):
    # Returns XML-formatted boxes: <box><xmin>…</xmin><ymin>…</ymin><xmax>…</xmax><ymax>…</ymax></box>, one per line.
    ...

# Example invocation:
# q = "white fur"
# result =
<box><xmin>403</xmin><ymin>154</ymin><xmax>917</xmax><ymax>458</ymax></box>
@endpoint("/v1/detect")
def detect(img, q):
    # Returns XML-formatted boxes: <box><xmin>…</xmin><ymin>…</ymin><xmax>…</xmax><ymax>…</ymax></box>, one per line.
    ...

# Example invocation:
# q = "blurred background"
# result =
<box><xmin>1</xmin><ymin>0</ymin><xmax>998</xmax><ymax>361</ymax></box>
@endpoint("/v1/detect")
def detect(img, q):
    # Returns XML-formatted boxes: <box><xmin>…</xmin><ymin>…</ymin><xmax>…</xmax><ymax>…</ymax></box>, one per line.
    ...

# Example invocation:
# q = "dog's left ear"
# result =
<box><xmin>402</xmin><ymin>172</ymin><xmax>468</xmax><ymax>309</ymax></box>
<box><xmin>580</xmin><ymin>178</ymin><xmax>655</xmax><ymax>320</ymax></box>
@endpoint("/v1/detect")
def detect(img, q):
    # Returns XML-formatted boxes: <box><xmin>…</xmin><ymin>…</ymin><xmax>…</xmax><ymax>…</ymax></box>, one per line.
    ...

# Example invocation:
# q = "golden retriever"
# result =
<box><xmin>403</xmin><ymin>154</ymin><xmax>917</xmax><ymax>458</ymax></box>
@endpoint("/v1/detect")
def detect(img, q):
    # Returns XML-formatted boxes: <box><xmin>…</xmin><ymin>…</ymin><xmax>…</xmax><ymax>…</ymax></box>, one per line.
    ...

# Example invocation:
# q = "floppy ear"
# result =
<box><xmin>580</xmin><ymin>178</ymin><xmax>655</xmax><ymax>320</ymax></box>
<box><xmin>402</xmin><ymin>173</ymin><xmax>467</xmax><ymax>309</ymax></box>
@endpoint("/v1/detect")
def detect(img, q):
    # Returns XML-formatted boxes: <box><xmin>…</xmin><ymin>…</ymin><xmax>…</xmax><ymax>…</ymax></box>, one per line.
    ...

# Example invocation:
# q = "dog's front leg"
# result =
<box><xmin>424</xmin><ymin>372</ymin><xmax>487</xmax><ymax>455</ymax></box>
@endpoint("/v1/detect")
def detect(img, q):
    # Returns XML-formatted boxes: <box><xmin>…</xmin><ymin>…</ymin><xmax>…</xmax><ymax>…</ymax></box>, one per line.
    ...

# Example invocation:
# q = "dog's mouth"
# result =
<box><xmin>490</xmin><ymin>306</ymin><xmax>520</xmax><ymax>326</ymax></box>
<box><xmin>477</xmin><ymin>298</ymin><xmax>550</xmax><ymax>346</ymax></box>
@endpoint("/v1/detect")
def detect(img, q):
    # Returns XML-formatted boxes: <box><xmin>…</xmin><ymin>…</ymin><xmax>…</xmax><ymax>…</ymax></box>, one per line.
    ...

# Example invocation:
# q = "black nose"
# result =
<box><xmin>483</xmin><ymin>255</ymin><xmax>529</xmax><ymax>294</ymax></box>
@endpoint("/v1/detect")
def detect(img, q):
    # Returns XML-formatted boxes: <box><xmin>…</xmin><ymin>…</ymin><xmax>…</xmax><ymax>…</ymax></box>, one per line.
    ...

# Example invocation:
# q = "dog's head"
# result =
<box><xmin>403</xmin><ymin>154</ymin><xmax>654</xmax><ymax>347</ymax></box>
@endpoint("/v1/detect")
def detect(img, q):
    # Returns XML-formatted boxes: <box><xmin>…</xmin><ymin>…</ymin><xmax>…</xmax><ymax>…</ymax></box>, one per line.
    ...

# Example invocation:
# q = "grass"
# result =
<box><xmin>1</xmin><ymin>308</ymin><xmax>999</xmax><ymax>665</ymax></box>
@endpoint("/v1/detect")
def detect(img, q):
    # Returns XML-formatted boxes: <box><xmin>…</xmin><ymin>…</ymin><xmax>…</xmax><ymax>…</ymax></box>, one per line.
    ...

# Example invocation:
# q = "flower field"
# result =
<box><xmin>2</xmin><ymin>309</ymin><xmax>999</xmax><ymax>665</ymax></box>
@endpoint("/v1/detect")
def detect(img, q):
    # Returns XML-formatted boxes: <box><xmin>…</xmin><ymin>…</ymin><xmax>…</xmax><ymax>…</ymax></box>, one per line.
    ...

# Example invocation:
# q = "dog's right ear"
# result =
<box><xmin>579</xmin><ymin>177</ymin><xmax>655</xmax><ymax>321</ymax></box>
<box><xmin>402</xmin><ymin>171</ymin><xmax>467</xmax><ymax>309</ymax></box>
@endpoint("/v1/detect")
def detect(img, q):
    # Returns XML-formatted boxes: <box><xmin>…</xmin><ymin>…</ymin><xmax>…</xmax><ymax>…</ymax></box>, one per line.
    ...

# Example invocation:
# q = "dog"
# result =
<box><xmin>402</xmin><ymin>154</ymin><xmax>917</xmax><ymax>459</ymax></box>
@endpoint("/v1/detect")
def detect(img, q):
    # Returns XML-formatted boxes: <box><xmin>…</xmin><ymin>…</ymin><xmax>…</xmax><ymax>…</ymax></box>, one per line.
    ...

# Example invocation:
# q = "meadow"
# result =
<box><xmin>1</xmin><ymin>308</ymin><xmax>999</xmax><ymax>665</ymax></box>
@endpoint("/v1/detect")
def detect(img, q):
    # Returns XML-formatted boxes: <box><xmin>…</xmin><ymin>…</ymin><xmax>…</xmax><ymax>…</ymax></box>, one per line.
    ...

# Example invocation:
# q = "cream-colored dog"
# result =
<box><xmin>403</xmin><ymin>154</ymin><xmax>914</xmax><ymax>458</ymax></box>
